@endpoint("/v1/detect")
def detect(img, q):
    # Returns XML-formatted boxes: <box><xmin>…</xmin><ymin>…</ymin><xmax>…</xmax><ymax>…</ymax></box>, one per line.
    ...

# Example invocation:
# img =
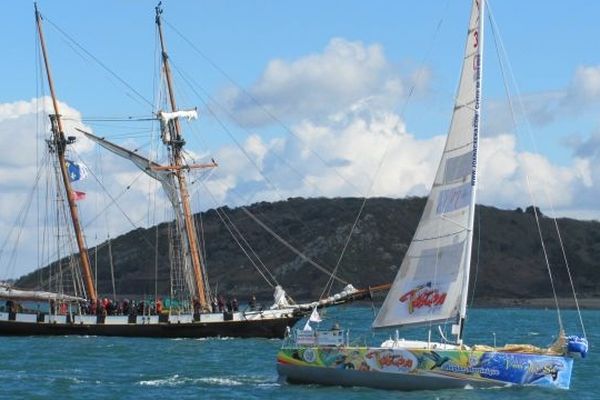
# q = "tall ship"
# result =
<box><xmin>0</xmin><ymin>3</ymin><xmax>375</xmax><ymax>338</ymax></box>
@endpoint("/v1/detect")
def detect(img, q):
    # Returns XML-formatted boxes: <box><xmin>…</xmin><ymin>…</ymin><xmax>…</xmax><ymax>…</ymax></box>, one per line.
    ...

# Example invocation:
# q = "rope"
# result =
<box><xmin>321</xmin><ymin>1</ymin><xmax>450</xmax><ymax>298</ymax></box>
<box><xmin>43</xmin><ymin>16</ymin><xmax>154</xmax><ymax>110</ymax></box>
<box><xmin>469</xmin><ymin>206</ymin><xmax>482</xmax><ymax>309</ymax></box>
<box><xmin>171</xmin><ymin>64</ymin><xmax>341</xmax><ymax>241</ymax></box>
<box><xmin>525</xmin><ymin>178</ymin><xmax>564</xmax><ymax>333</ymax></box>
<box><xmin>241</xmin><ymin>207</ymin><xmax>348</xmax><ymax>285</ymax></box>
<box><xmin>488</xmin><ymin>4</ymin><xmax>582</xmax><ymax>335</ymax></box>
<box><xmin>164</xmin><ymin>18</ymin><xmax>364</xmax><ymax>196</ymax></box>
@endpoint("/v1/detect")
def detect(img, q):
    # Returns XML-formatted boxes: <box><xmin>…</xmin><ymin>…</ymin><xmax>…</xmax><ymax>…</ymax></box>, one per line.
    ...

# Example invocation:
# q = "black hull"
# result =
<box><xmin>0</xmin><ymin>315</ymin><xmax>302</xmax><ymax>339</ymax></box>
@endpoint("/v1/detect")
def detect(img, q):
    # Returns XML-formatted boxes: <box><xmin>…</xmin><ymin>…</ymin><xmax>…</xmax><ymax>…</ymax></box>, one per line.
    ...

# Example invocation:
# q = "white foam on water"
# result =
<box><xmin>137</xmin><ymin>374</ymin><xmax>276</xmax><ymax>388</ymax></box>
<box><xmin>257</xmin><ymin>383</ymin><xmax>280</xmax><ymax>389</ymax></box>
<box><xmin>194</xmin><ymin>337</ymin><xmax>235</xmax><ymax>341</ymax></box>
<box><xmin>197</xmin><ymin>377</ymin><xmax>243</xmax><ymax>386</ymax></box>
<box><xmin>138</xmin><ymin>374</ymin><xmax>183</xmax><ymax>386</ymax></box>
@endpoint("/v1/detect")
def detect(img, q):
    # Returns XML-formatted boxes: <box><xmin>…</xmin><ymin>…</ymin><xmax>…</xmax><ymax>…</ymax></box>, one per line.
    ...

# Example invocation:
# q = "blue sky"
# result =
<box><xmin>4</xmin><ymin>1</ymin><xmax>598</xmax><ymax>159</ymax></box>
<box><xmin>2</xmin><ymin>0</ymin><xmax>600</xmax><ymax>277</ymax></box>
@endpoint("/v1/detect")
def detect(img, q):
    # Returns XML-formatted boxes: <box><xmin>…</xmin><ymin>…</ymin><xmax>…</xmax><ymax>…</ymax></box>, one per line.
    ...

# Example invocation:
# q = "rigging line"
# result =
<box><xmin>108</xmin><ymin>237</ymin><xmax>117</xmax><ymax>300</ymax></box>
<box><xmin>42</xmin><ymin>15</ymin><xmax>154</xmax><ymax>110</ymax></box>
<box><xmin>488</xmin><ymin>6</ymin><xmax>566</xmax><ymax>333</ymax></box>
<box><xmin>550</xmin><ymin>214</ymin><xmax>587</xmax><ymax>337</ymax></box>
<box><xmin>0</xmin><ymin>152</ymin><xmax>52</xmax><ymax>276</ymax></box>
<box><xmin>219</xmin><ymin>204</ymin><xmax>280</xmax><ymax>287</ymax></box>
<box><xmin>173</xmin><ymin>65</ymin><xmax>346</xmax><ymax>244</ymax></box>
<box><xmin>72</xmin><ymin>117</ymin><xmax>157</xmax><ymax>122</ymax></box>
<box><xmin>194</xmin><ymin>178</ymin><xmax>277</xmax><ymax>287</ymax></box>
<box><xmin>190</xmin><ymin>168</ymin><xmax>343</xmax><ymax>286</ymax></box>
<box><xmin>72</xmin><ymin>157</ymin><xmax>160</xmax><ymax>257</ymax></box>
<box><xmin>164</xmin><ymin>19</ymin><xmax>364</xmax><ymax>196</ymax></box>
<box><xmin>35</xmin><ymin>24</ymin><xmax>43</xmax><ymax>286</ymax></box>
<box><xmin>468</xmin><ymin>205</ymin><xmax>482</xmax><ymax>309</ymax></box>
<box><xmin>488</xmin><ymin>3</ymin><xmax>586</xmax><ymax>337</ymax></box>
<box><xmin>193</xmin><ymin>208</ymin><xmax>213</xmax><ymax>298</ymax></box>
<box><xmin>191</xmin><ymin>173</ymin><xmax>340</xmax><ymax>283</ymax></box>
<box><xmin>526</xmin><ymin>177</ymin><xmax>564</xmax><ymax>333</ymax></box>
<box><xmin>321</xmin><ymin>2</ymin><xmax>450</xmax><ymax>297</ymax></box>
<box><xmin>241</xmin><ymin>207</ymin><xmax>348</xmax><ymax>285</ymax></box>
<box><xmin>172</xmin><ymin>62</ymin><xmax>360</xmax><ymax>195</ymax></box>
<box><xmin>216</xmin><ymin>207</ymin><xmax>275</xmax><ymax>288</ymax></box>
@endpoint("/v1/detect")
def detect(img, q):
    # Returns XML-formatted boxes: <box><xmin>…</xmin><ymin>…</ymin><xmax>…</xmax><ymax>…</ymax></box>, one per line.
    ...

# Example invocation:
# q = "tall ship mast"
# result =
<box><xmin>34</xmin><ymin>3</ymin><xmax>97</xmax><ymax>304</ymax></box>
<box><xmin>154</xmin><ymin>3</ymin><xmax>214</xmax><ymax>311</ymax></box>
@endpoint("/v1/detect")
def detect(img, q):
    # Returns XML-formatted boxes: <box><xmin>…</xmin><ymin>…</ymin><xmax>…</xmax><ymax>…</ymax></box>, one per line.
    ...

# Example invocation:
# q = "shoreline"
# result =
<box><xmin>473</xmin><ymin>297</ymin><xmax>600</xmax><ymax>309</ymax></box>
<box><xmin>303</xmin><ymin>296</ymin><xmax>600</xmax><ymax>310</ymax></box>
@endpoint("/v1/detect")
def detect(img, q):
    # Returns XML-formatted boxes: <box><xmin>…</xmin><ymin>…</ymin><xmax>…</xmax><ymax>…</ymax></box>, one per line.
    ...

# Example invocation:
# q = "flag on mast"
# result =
<box><xmin>70</xmin><ymin>191</ymin><xmax>86</xmax><ymax>201</ymax></box>
<box><xmin>65</xmin><ymin>160</ymin><xmax>89</xmax><ymax>182</ymax></box>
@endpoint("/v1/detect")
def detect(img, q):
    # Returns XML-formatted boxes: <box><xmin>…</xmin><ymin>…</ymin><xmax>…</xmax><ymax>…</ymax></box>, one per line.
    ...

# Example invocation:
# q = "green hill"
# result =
<box><xmin>16</xmin><ymin>197</ymin><xmax>600</xmax><ymax>305</ymax></box>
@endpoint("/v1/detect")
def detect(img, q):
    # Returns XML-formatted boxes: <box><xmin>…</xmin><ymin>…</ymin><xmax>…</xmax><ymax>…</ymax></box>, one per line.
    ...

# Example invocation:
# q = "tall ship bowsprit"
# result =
<box><xmin>0</xmin><ymin>3</ymin><xmax>377</xmax><ymax>338</ymax></box>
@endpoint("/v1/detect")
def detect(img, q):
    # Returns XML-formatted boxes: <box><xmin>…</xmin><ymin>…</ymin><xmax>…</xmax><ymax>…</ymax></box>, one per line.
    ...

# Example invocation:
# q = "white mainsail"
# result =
<box><xmin>373</xmin><ymin>0</ymin><xmax>484</xmax><ymax>330</ymax></box>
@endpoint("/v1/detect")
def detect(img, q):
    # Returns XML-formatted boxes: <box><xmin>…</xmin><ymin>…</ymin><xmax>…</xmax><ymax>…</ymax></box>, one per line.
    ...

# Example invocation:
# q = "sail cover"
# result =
<box><xmin>0</xmin><ymin>285</ymin><xmax>85</xmax><ymax>302</ymax></box>
<box><xmin>373</xmin><ymin>0</ymin><xmax>483</xmax><ymax>329</ymax></box>
<box><xmin>80</xmin><ymin>130</ymin><xmax>180</xmax><ymax>209</ymax></box>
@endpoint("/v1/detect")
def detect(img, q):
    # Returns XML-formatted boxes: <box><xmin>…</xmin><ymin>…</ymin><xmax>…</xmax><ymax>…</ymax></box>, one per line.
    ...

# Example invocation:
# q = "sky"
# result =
<box><xmin>1</xmin><ymin>0</ymin><xmax>600</xmax><ymax>278</ymax></box>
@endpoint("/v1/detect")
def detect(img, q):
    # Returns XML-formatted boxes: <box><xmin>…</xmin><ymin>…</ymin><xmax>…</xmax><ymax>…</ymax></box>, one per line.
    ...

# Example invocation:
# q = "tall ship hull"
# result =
<box><xmin>0</xmin><ymin>310</ymin><xmax>301</xmax><ymax>338</ymax></box>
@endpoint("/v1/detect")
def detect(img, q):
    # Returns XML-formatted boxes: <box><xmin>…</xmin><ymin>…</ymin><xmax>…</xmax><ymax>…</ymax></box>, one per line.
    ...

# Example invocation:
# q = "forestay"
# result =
<box><xmin>373</xmin><ymin>0</ymin><xmax>484</xmax><ymax>329</ymax></box>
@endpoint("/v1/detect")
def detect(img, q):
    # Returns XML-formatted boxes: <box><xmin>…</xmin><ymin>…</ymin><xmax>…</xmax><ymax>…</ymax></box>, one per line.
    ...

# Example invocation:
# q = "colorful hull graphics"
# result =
<box><xmin>277</xmin><ymin>346</ymin><xmax>573</xmax><ymax>389</ymax></box>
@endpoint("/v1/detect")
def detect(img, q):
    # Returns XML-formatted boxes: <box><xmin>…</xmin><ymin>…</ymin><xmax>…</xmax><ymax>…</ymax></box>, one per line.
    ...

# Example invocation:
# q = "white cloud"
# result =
<box><xmin>219</xmin><ymin>38</ymin><xmax>428</xmax><ymax>127</ymax></box>
<box><xmin>568</xmin><ymin>65</ymin><xmax>600</xmax><ymax>102</ymax></box>
<box><xmin>4</xmin><ymin>49</ymin><xmax>600</xmax><ymax>282</ymax></box>
<box><xmin>0</xmin><ymin>98</ymin><xmax>163</xmax><ymax>279</ymax></box>
<box><xmin>483</xmin><ymin>64</ymin><xmax>600</xmax><ymax>133</ymax></box>
<box><xmin>476</xmin><ymin>134</ymin><xmax>587</xmax><ymax>209</ymax></box>
<box><xmin>204</xmin><ymin>104</ymin><xmax>592</xmax><ymax>219</ymax></box>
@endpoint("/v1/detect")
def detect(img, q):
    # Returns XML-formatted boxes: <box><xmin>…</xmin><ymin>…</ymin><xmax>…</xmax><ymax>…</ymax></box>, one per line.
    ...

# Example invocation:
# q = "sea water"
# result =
<box><xmin>0</xmin><ymin>307</ymin><xmax>597</xmax><ymax>399</ymax></box>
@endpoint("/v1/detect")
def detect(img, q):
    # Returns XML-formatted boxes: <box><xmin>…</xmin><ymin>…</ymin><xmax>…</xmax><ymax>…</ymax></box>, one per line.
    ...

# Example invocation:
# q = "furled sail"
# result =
<box><xmin>79</xmin><ymin>129</ymin><xmax>179</xmax><ymax>208</ymax></box>
<box><xmin>0</xmin><ymin>285</ymin><xmax>85</xmax><ymax>302</ymax></box>
<box><xmin>158</xmin><ymin>109</ymin><xmax>197</xmax><ymax>144</ymax></box>
<box><xmin>373</xmin><ymin>0</ymin><xmax>484</xmax><ymax>329</ymax></box>
<box><xmin>80</xmin><ymin>130</ymin><xmax>198</xmax><ymax>297</ymax></box>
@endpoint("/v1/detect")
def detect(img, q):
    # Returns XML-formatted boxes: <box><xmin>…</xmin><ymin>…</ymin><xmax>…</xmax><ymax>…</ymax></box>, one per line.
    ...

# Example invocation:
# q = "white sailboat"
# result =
<box><xmin>277</xmin><ymin>0</ymin><xmax>588</xmax><ymax>390</ymax></box>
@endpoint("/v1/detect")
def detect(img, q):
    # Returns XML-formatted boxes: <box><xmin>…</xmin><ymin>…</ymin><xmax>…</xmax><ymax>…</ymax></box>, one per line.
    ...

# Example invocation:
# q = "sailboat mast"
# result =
<box><xmin>457</xmin><ymin>0</ymin><xmax>485</xmax><ymax>344</ymax></box>
<box><xmin>155</xmin><ymin>3</ymin><xmax>210</xmax><ymax>310</ymax></box>
<box><xmin>34</xmin><ymin>4</ymin><xmax>97</xmax><ymax>304</ymax></box>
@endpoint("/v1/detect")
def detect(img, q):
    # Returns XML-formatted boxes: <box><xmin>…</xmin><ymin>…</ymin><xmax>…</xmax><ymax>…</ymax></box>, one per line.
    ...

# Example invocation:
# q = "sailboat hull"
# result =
<box><xmin>0</xmin><ymin>313</ymin><xmax>302</xmax><ymax>339</ymax></box>
<box><xmin>277</xmin><ymin>346</ymin><xmax>574</xmax><ymax>390</ymax></box>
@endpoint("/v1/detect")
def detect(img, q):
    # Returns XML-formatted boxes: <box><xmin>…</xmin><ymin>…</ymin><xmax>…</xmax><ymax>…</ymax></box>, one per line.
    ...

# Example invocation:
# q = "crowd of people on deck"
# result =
<box><xmin>2</xmin><ymin>293</ymin><xmax>263</xmax><ymax>317</ymax></box>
